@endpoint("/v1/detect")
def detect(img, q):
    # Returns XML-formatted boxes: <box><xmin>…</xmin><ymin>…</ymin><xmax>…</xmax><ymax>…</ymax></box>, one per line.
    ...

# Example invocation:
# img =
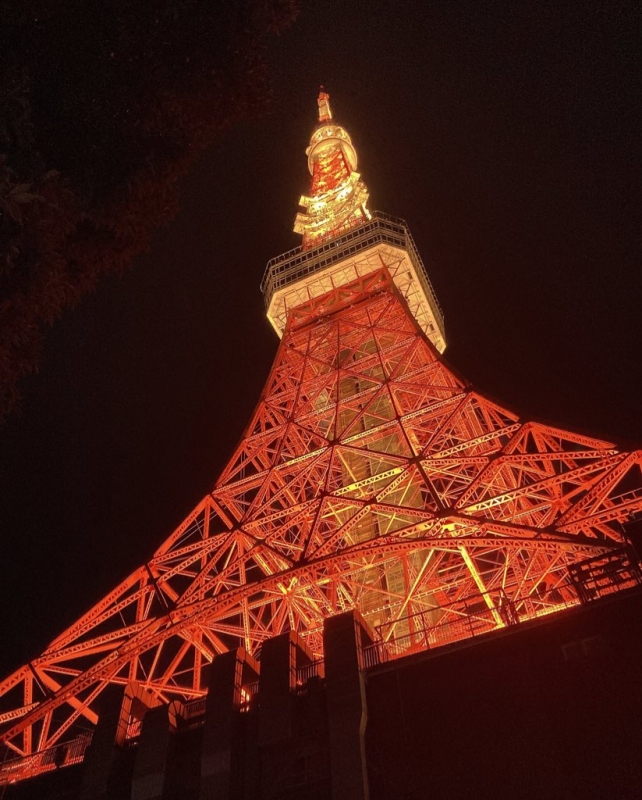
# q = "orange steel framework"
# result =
<box><xmin>2</xmin><ymin>92</ymin><xmax>642</xmax><ymax>786</ymax></box>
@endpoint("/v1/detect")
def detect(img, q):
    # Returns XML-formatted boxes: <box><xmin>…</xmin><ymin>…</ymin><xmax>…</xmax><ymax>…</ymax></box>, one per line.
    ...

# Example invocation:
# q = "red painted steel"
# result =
<box><xmin>2</xmin><ymin>271</ymin><xmax>640</xmax><ymax>783</ymax></box>
<box><xmin>1</xmin><ymin>97</ymin><xmax>641</xmax><ymax>785</ymax></box>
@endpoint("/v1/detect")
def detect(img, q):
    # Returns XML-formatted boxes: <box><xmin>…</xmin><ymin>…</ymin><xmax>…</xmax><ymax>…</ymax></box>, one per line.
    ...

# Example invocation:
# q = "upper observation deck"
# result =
<box><xmin>261</xmin><ymin>211</ymin><xmax>446</xmax><ymax>352</ymax></box>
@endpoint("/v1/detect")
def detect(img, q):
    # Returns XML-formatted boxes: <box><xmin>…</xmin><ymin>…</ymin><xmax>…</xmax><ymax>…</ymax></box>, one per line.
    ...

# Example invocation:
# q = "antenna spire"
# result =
<box><xmin>317</xmin><ymin>87</ymin><xmax>332</xmax><ymax>122</ymax></box>
<box><xmin>294</xmin><ymin>91</ymin><xmax>371</xmax><ymax>249</ymax></box>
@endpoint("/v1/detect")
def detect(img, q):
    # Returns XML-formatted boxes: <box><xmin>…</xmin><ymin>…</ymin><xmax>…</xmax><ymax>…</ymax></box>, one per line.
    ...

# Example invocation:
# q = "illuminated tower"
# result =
<box><xmin>1</xmin><ymin>92</ymin><xmax>641</xmax><ymax>788</ymax></box>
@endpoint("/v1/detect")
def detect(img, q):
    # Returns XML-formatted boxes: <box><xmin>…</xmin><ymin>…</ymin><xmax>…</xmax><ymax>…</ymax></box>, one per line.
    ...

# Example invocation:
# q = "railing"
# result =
<box><xmin>0</xmin><ymin>732</ymin><xmax>92</xmax><ymax>786</ymax></box>
<box><xmin>239</xmin><ymin>680</ymin><xmax>259</xmax><ymax>712</ymax></box>
<box><xmin>361</xmin><ymin>641</ymin><xmax>385</xmax><ymax>669</ymax></box>
<box><xmin>260</xmin><ymin>211</ymin><xmax>444</xmax><ymax>332</ymax></box>
<box><xmin>182</xmin><ymin>684</ymin><xmax>261</xmax><ymax>718</ymax></box>
<box><xmin>296</xmin><ymin>659</ymin><xmax>325</xmax><ymax>690</ymax></box>
<box><xmin>362</xmin><ymin>591</ymin><xmax>512</xmax><ymax>669</ymax></box>
<box><xmin>384</xmin><ymin>604</ymin><xmax>501</xmax><ymax>655</ymax></box>
<box><xmin>361</xmin><ymin>550</ymin><xmax>642</xmax><ymax>669</ymax></box>
<box><xmin>568</xmin><ymin>547</ymin><xmax>642</xmax><ymax>603</ymax></box>
<box><xmin>182</xmin><ymin>696</ymin><xmax>207</xmax><ymax>720</ymax></box>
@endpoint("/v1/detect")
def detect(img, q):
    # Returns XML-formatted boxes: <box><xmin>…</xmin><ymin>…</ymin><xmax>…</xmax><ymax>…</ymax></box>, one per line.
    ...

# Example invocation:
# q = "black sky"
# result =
<box><xmin>0</xmin><ymin>0</ymin><xmax>640</xmax><ymax>678</ymax></box>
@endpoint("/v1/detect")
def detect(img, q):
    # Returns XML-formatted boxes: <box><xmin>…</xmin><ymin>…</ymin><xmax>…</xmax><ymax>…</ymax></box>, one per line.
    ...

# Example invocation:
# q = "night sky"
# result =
<box><xmin>0</xmin><ymin>1</ymin><xmax>640</xmax><ymax>679</ymax></box>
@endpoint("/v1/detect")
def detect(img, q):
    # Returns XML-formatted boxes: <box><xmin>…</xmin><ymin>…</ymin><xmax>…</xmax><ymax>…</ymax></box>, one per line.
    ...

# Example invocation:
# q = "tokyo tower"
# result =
<box><xmin>1</xmin><ymin>91</ymin><xmax>641</xmax><ymax>788</ymax></box>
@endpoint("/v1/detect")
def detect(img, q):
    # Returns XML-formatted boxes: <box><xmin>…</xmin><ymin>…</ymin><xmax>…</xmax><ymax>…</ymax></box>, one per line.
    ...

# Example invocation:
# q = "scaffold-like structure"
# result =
<box><xmin>2</xmin><ymin>92</ymin><xmax>641</xmax><ymax>788</ymax></box>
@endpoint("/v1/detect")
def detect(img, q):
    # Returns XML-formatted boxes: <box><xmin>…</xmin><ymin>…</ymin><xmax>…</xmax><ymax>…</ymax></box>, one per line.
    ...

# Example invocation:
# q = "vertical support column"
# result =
<box><xmin>80</xmin><ymin>683</ymin><xmax>159</xmax><ymax>800</ymax></box>
<box><xmin>324</xmin><ymin>610</ymin><xmax>373</xmax><ymax>800</ymax></box>
<box><xmin>258</xmin><ymin>631</ymin><xmax>313</xmax><ymax>746</ymax></box>
<box><xmin>130</xmin><ymin>703</ymin><xmax>178</xmax><ymax>800</ymax></box>
<box><xmin>257</xmin><ymin>631</ymin><xmax>316</xmax><ymax>794</ymax></box>
<box><xmin>200</xmin><ymin>648</ymin><xmax>258</xmax><ymax>800</ymax></box>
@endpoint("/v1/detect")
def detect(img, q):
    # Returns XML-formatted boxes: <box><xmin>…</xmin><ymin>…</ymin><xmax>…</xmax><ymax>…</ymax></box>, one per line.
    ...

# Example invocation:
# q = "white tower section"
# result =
<box><xmin>262</xmin><ymin>213</ymin><xmax>446</xmax><ymax>353</ymax></box>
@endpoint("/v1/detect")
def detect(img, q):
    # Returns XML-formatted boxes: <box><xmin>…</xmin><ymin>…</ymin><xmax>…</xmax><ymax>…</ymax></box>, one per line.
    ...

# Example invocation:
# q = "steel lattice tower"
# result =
<box><xmin>1</xmin><ymin>92</ymin><xmax>641</xmax><ymax>787</ymax></box>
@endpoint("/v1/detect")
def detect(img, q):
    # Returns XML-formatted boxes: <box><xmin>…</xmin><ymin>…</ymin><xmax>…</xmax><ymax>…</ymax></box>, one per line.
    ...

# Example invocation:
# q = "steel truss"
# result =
<box><xmin>2</xmin><ymin>268</ymin><xmax>641</xmax><ymax>783</ymax></box>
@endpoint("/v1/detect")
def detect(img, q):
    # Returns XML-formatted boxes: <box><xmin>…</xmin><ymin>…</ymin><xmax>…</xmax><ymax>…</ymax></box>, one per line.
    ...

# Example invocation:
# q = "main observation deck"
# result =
<box><xmin>261</xmin><ymin>212</ymin><xmax>446</xmax><ymax>353</ymax></box>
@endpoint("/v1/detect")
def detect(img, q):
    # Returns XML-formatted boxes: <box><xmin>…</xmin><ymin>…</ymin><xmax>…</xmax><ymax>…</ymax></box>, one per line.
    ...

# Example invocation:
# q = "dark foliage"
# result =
<box><xmin>0</xmin><ymin>0</ymin><xmax>297</xmax><ymax>421</ymax></box>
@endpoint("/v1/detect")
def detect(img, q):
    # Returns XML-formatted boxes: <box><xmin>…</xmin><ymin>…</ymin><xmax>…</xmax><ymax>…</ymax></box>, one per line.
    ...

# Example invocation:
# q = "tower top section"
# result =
<box><xmin>317</xmin><ymin>89</ymin><xmax>332</xmax><ymax>122</ymax></box>
<box><xmin>294</xmin><ymin>91</ymin><xmax>371</xmax><ymax>249</ymax></box>
<box><xmin>263</xmin><ymin>92</ymin><xmax>447</xmax><ymax>353</ymax></box>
